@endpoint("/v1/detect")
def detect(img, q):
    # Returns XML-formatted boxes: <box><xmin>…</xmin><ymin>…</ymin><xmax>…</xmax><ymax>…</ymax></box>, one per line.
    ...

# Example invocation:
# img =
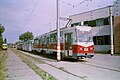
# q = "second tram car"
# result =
<box><xmin>22</xmin><ymin>40</ymin><xmax>33</xmax><ymax>52</ymax></box>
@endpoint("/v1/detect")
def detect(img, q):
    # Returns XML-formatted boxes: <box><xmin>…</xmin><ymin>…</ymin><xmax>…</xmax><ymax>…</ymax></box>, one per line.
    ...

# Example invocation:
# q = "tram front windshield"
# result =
<box><xmin>77</xmin><ymin>30</ymin><xmax>92</xmax><ymax>42</ymax></box>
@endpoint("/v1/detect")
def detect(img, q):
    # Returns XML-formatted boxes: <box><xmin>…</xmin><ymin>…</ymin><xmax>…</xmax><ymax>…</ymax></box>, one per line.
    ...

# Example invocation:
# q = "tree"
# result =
<box><xmin>0</xmin><ymin>24</ymin><xmax>5</xmax><ymax>34</ymax></box>
<box><xmin>4</xmin><ymin>38</ymin><xmax>7</xmax><ymax>44</ymax></box>
<box><xmin>19</xmin><ymin>31</ymin><xmax>33</xmax><ymax>41</ymax></box>
<box><xmin>0</xmin><ymin>36</ymin><xmax>3</xmax><ymax>47</ymax></box>
<box><xmin>0</xmin><ymin>24</ymin><xmax>5</xmax><ymax>47</ymax></box>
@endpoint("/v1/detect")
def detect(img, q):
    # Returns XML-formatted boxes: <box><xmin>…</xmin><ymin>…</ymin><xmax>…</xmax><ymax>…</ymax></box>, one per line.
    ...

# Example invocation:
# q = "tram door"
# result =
<box><xmin>64</xmin><ymin>33</ymin><xmax>73</xmax><ymax>57</ymax></box>
<box><xmin>46</xmin><ymin>37</ymin><xmax>49</xmax><ymax>53</ymax></box>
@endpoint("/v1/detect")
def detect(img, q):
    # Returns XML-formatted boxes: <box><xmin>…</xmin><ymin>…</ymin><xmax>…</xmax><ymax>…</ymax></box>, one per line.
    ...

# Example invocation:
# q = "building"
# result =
<box><xmin>69</xmin><ymin>0</ymin><xmax>120</xmax><ymax>53</ymax></box>
<box><xmin>114</xmin><ymin>0</ymin><xmax>120</xmax><ymax>54</ymax></box>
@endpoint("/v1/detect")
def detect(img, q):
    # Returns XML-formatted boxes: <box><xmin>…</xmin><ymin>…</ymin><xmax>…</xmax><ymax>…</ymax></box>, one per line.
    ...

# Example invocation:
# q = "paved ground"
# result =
<box><xmin>5</xmin><ymin>49</ymin><xmax>42</xmax><ymax>80</ymax></box>
<box><xmin>87</xmin><ymin>54</ymin><xmax>120</xmax><ymax>68</ymax></box>
<box><xmin>5</xmin><ymin>49</ymin><xmax>120</xmax><ymax>80</ymax></box>
<box><xmin>21</xmin><ymin>51</ymin><xmax>82</xmax><ymax>80</ymax></box>
<box><xmin>22</xmin><ymin>51</ymin><xmax>120</xmax><ymax>80</ymax></box>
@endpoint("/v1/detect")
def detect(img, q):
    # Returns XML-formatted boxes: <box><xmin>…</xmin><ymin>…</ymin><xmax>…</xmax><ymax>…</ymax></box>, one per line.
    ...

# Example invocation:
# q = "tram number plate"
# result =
<box><xmin>84</xmin><ymin>48</ymin><xmax>88</xmax><ymax>51</ymax></box>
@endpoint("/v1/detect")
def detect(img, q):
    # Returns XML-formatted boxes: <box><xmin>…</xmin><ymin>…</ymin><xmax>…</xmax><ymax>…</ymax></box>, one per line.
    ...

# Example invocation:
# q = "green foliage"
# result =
<box><xmin>113</xmin><ymin>53</ymin><xmax>120</xmax><ymax>56</ymax></box>
<box><xmin>0</xmin><ymin>24</ymin><xmax>5</xmax><ymax>47</ymax></box>
<box><xmin>0</xmin><ymin>24</ymin><xmax>5</xmax><ymax>34</ymax></box>
<box><xmin>15</xmin><ymin>41</ymin><xmax>20</xmax><ymax>45</ymax></box>
<box><xmin>4</xmin><ymin>38</ymin><xmax>6</xmax><ymax>44</ymax></box>
<box><xmin>0</xmin><ymin>36</ymin><xmax>3</xmax><ymax>47</ymax></box>
<box><xmin>19</xmin><ymin>31</ymin><xmax>34</xmax><ymax>41</ymax></box>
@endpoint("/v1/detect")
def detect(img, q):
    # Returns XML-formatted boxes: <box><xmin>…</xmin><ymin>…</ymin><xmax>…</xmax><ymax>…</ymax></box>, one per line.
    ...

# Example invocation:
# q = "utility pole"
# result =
<box><xmin>109</xmin><ymin>6</ymin><xmax>114</xmax><ymax>55</ymax></box>
<box><xmin>56</xmin><ymin>0</ymin><xmax>61</xmax><ymax>61</ymax></box>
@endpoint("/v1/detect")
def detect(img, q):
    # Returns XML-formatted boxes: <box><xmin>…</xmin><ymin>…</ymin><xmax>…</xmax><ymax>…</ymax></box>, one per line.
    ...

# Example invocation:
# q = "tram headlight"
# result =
<box><xmin>80</xmin><ymin>48</ymin><xmax>83</xmax><ymax>50</ymax></box>
<box><xmin>90</xmin><ymin>47</ymin><xmax>93</xmax><ymax>50</ymax></box>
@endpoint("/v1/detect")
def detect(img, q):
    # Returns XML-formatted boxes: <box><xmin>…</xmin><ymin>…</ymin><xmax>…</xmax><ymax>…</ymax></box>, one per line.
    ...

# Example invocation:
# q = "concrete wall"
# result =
<box><xmin>92</xmin><ymin>26</ymin><xmax>111</xmax><ymax>36</ymax></box>
<box><xmin>92</xmin><ymin>26</ymin><xmax>111</xmax><ymax>53</ymax></box>
<box><xmin>94</xmin><ymin>45</ymin><xmax>111</xmax><ymax>53</ymax></box>
<box><xmin>70</xmin><ymin>6</ymin><xmax>113</xmax><ymax>23</ymax></box>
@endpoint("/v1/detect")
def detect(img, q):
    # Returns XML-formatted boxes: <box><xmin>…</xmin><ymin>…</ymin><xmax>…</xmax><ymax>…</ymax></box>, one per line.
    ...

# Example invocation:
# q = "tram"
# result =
<box><xmin>2</xmin><ymin>44</ymin><xmax>8</xmax><ymax>50</ymax></box>
<box><xmin>33</xmin><ymin>26</ymin><xmax>94</xmax><ymax>59</ymax></box>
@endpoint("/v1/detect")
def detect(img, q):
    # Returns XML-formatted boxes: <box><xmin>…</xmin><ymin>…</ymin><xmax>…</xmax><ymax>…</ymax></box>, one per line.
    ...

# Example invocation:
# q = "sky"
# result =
<box><xmin>0</xmin><ymin>0</ymin><xmax>115</xmax><ymax>43</ymax></box>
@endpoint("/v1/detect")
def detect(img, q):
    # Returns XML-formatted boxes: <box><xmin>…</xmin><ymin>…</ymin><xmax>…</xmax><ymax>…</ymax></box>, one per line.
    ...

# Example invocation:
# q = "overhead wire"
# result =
<box><xmin>61</xmin><ymin>1</ymin><xmax>75</xmax><ymax>7</ymax></box>
<box><xmin>45</xmin><ymin>0</ymin><xmax>91</xmax><ymax>31</ymax></box>
<box><xmin>54</xmin><ymin>0</ymin><xmax>90</xmax><ymax>21</ymax></box>
<box><xmin>24</xmin><ymin>0</ymin><xmax>39</xmax><ymax>26</ymax></box>
<box><xmin>61</xmin><ymin>0</ymin><xmax>91</xmax><ymax>15</ymax></box>
<box><xmin>24</xmin><ymin>0</ymin><xmax>91</xmax><ymax>31</ymax></box>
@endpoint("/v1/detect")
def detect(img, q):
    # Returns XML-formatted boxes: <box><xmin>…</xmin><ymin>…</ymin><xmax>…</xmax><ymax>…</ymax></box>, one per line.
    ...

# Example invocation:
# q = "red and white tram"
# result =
<box><xmin>33</xmin><ymin>26</ymin><xmax>94</xmax><ymax>59</ymax></box>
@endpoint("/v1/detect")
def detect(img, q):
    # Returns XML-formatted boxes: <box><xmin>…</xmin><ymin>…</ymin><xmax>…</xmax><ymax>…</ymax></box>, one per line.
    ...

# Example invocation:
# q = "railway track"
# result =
<box><xmin>81</xmin><ymin>62</ymin><xmax>120</xmax><ymax>72</ymax></box>
<box><xmin>11</xmin><ymin>48</ymin><xmax>57</xmax><ymax>80</ymax></box>
<box><xmin>11</xmin><ymin>49</ymin><xmax>87</xmax><ymax>80</ymax></box>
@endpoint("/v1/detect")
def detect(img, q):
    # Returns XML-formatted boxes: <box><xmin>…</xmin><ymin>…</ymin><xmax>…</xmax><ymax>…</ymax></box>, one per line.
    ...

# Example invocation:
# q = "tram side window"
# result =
<box><xmin>47</xmin><ymin>37</ymin><xmax>49</xmax><ymax>44</ymax></box>
<box><xmin>44</xmin><ymin>36</ymin><xmax>46</xmax><ymax>44</ymax></box>
<box><xmin>70</xmin><ymin>33</ymin><xmax>73</xmax><ymax>43</ymax></box>
<box><xmin>93</xmin><ymin>35</ymin><xmax>110</xmax><ymax>45</ymax></box>
<box><xmin>39</xmin><ymin>37</ymin><xmax>42</xmax><ymax>44</ymax></box>
<box><xmin>34</xmin><ymin>39</ymin><xmax>39</xmax><ymax>44</ymax></box>
<box><xmin>39</xmin><ymin>38</ymin><xmax>41</xmax><ymax>44</ymax></box>
<box><xmin>50</xmin><ymin>33</ymin><xmax>57</xmax><ymax>43</ymax></box>
<box><xmin>50</xmin><ymin>34</ymin><xmax>53</xmax><ymax>43</ymax></box>
<box><xmin>60</xmin><ymin>32</ymin><xmax>63</xmax><ymax>42</ymax></box>
<box><xmin>60</xmin><ymin>32</ymin><xmax>63</xmax><ymax>36</ymax></box>
<box><xmin>42</xmin><ymin>37</ymin><xmax>44</xmax><ymax>43</ymax></box>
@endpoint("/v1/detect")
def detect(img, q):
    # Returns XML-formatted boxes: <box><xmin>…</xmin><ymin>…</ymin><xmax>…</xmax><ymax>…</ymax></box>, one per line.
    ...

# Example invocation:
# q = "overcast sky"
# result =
<box><xmin>0</xmin><ymin>0</ymin><xmax>114</xmax><ymax>43</ymax></box>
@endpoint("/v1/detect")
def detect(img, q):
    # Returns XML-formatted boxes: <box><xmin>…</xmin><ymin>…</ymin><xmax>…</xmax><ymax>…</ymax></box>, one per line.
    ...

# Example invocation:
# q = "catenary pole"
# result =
<box><xmin>56</xmin><ymin>0</ymin><xmax>61</xmax><ymax>61</ymax></box>
<box><xmin>109</xmin><ymin>6</ymin><xmax>114</xmax><ymax>55</ymax></box>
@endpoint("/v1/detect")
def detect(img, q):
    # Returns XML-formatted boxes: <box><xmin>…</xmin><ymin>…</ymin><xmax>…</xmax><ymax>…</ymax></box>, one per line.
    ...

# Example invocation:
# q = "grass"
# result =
<box><xmin>95</xmin><ymin>52</ymin><xmax>120</xmax><ymax>56</ymax></box>
<box><xmin>0</xmin><ymin>50</ymin><xmax>8</xmax><ymax>80</ymax></box>
<box><xmin>112</xmin><ymin>53</ymin><xmax>120</xmax><ymax>56</ymax></box>
<box><xmin>11</xmin><ymin>49</ymin><xmax>57</xmax><ymax>80</ymax></box>
<box><xmin>30</xmin><ymin>51</ymin><xmax>57</xmax><ymax>60</ymax></box>
<box><xmin>31</xmin><ymin>51</ymin><xmax>88</xmax><ymax>62</ymax></box>
<box><xmin>0</xmin><ymin>48</ymin><xmax>2</xmax><ymax>51</ymax></box>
